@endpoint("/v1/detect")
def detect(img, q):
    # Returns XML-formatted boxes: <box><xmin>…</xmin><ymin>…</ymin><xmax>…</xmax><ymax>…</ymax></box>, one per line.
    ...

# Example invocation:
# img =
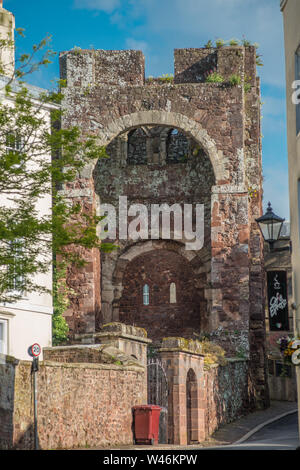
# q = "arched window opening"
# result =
<box><xmin>143</xmin><ymin>284</ymin><xmax>150</xmax><ymax>305</ymax></box>
<box><xmin>170</xmin><ymin>282</ymin><xmax>177</xmax><ymax>304</ymax></box>
<box><xmin>166</xmin><ymin>128</ymin><xmax>189</xmax><ymax>164</ymax></box>
<box><xmin>127</xmin><ymin>127</ymin><xmax>147</xmax><ymax>165</ymax></box>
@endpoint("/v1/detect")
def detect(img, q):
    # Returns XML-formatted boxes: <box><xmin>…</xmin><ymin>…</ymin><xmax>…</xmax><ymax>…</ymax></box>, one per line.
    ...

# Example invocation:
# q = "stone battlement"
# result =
<box><xmin>59</xmin><ymin>46</ymin><xmax>257</xmax><ymax>88</ymax></box>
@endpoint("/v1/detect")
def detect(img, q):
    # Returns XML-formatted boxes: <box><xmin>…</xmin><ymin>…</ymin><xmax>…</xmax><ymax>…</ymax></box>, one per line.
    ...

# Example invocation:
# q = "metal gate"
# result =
<box><xmin>147</xmin><ymin>354</ymin><xmax>169</xmax><ymax>444</ymax></box>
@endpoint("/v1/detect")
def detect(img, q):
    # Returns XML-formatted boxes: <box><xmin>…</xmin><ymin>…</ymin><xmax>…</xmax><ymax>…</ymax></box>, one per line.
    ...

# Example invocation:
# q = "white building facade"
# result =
<box><xmin>0</xmin><ymin>3</ymin><xmax>53</xmax><ymax>360</ymax></box>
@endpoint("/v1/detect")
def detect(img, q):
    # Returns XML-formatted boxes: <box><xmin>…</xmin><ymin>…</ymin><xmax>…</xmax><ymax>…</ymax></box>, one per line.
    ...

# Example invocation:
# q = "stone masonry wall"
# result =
<box><xmin>0</xmin><ymin>356</ymin><xmax>17</xmax><ymax>449</ymax></box>
<box><xmin>59</xmin><ymin>45</ymin><xmax>267</xmax><ymax>407</ymax></box>
<box><xmin>119</xmin><ymin>249</ymin><xmax>203</xmax><ymax>342</ymax></box>
<box><xmin>203</xmin><ymin>359</ymin><xmax>249</xmax><ymax>437</ymax></box>
<box><xmin>158</xmin><ymin>339</ymin><xmax>250</xmax><ymax>444</ymax></box>
<box><xmin>0</xmin><ymin>358</ymin><xmax>146</xmax><ymax>450</ymax></box>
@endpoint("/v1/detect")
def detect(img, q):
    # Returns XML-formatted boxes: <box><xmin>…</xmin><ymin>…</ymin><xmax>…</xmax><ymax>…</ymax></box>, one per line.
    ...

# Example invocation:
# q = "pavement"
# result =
<box><xmin>98</xmin><ymin>400</ymin><xmax>299</xmax><ymax>450</ymax></box>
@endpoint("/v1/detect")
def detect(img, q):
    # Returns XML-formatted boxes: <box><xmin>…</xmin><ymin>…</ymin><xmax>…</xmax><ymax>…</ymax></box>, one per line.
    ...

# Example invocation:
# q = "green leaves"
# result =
<box><xmin>0</xmin><ymin>82</ymin><xmax>112</xmax><ymax>305</ymax></box>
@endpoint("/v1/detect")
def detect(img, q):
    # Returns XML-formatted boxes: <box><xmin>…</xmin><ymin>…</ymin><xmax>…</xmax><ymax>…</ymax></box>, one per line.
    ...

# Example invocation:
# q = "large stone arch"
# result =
<box><xmin>100</xmin><ymin>239</ymin><xmax>211</xmax><ymax>335</ymax></box>
<box><xmin>83</xmin><ymin>111</ymin><xmax>230</xmax><ymax>186</ymax></box>
<box><xmin>60</xmin><ymin>46</ymin><xmax>267</xmax><ymax>410</ymax></box>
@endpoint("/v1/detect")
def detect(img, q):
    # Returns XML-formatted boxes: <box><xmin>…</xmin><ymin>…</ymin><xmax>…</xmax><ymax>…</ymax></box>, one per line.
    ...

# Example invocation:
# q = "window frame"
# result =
<box><xmin>170</xmin><ymin>282</ymin><xmax>177</xmax><ymax>304</ymax></box>
<box><xmin>0</xmin><ymin>318</ymin><xmax>8</xmax><ymax>355</ymax></box>
<box><xmin>8</xmin><ymin>238</ymin><xmax>25</xmax><ymax>293</ymax></box>
<box><xmin>143</xmin><ymin>284</ymin><xmax>150</xmax><ymax>306</ymax></box>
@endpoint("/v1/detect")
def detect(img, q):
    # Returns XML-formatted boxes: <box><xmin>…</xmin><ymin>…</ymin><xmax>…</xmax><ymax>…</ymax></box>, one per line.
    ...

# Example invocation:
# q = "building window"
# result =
<box><xmin>5</xmin><ymin>132</ymin><xmax>24</xmax><ymax>169</ymax></box>
<box><xmin>170</xmin><ymin>282</ymin><xmax>177</xmax><ymax>304</ymax></box>
<box><xmin>295</xmin><ymin>46</ymin><xmax>300</xmax><ymax>135</ymax></box>
<box><xmin>127</xmin><ymin>128</ymin><xmax>148</xmax><ymax>165</ymax></box>
<box><xmin>8</xmin><ymin>239</ymin><xmax>25</xmax><ymax>292</ymax></box>
<box><xmin>0</xmin><ymin>319</ymin><xmax>8</xmax><ymax>355</ymax></box>
<box><xmin>166</xmin><ymin>128</ymin><xmax>189</xmax><ymax>163</ymax></box>
<box><xmin>6</xmin><ymin>132</ymin><xmax>23</xmax><ymax>153</ymax></box>
<box><xmin>143</xmin><ymin>284</ymin><xmax>150</xmax><ymax>306</ymax></box>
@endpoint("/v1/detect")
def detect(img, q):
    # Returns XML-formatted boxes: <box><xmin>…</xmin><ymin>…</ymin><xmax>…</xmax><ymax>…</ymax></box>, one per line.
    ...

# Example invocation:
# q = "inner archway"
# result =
<box><xmin>118</xmin><ymin>249</ymin><xmax>202</xmax><ymax>342</ymax></box>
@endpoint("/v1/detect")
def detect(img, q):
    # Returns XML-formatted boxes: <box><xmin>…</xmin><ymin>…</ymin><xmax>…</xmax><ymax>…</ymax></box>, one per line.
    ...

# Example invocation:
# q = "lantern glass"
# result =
<box><xmin>256</xmin><ymin>203</ymin><xmax>285</xmax><ymax>244</ymax></box>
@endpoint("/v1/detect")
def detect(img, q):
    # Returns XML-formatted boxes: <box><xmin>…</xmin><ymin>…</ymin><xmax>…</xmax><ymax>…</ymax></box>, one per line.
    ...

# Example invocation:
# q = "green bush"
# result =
<box><xmin>229</xmin><ymin>74</ymin><xmax>242</xmax><ymax>86</ymax></box>
<box><xmin>206</xmin><ymin>72</ymin><xmax>224</xmax><ymax>83</ymax></box>
<box><xmin>215</xmin><ymin>38</ymin><xmax>226</xmax><ymax>48</ymax></box>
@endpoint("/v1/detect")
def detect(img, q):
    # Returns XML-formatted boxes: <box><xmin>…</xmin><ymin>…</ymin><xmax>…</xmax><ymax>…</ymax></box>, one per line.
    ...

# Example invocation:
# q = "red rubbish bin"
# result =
<box><xmin>132</xmin><ymin>405</ymin><xmax>162</xmax><ymax>445</ymax></box>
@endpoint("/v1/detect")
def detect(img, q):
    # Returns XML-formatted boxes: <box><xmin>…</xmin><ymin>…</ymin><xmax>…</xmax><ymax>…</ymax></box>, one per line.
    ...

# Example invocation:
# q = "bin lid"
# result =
<box><xmin>132</xmin><ymin>405</ymin><xmax>162</xmax><ymax>410</ymax></box>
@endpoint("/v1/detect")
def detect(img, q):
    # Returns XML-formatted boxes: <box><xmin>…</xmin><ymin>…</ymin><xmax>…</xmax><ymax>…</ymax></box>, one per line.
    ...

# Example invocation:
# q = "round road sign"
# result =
<box><xmin>29</xmin><ymin>343</ymin><xmax>41</xmax><ymax>357</ymax></box>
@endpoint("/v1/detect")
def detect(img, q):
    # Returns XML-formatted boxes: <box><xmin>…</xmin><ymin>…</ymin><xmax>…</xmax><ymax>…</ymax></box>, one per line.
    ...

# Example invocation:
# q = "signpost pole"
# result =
<box><xmin>28</xmin><ymin>343</ymin><xmax>41</xmax><ymax>450</ymax></box>
<box><xmin>33</xmin><ymin>358</ymin><xmax>39</xmax><ymax>450</ymax></box>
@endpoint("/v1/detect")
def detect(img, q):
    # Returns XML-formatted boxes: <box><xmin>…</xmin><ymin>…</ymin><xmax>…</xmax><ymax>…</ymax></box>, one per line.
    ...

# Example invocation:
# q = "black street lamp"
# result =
<box><xmin>256</xmin><ymin>202</ymin><xmax>285</xmax><ymax>251</ymax></box>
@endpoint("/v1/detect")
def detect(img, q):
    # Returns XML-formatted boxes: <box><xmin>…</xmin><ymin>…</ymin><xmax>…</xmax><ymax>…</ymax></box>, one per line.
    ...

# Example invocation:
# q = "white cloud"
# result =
<box><xmin>73</xmin><ymin>0</ymin><xmax>120</xmax><ymax>13</ymax></box>
<box><xmin>74</xmin><ymin>1</ymin><xmax>286</xmax><ymax>88</ymax></box>
<box><xmin>111</xmin><ymin>0</ymin><xmax>286</xmax><ymax>89</ymax></box>
<box><xmin>125</xmin><ymin>38</ymin><xmax>149</xmax><ymax>54</ymax></box>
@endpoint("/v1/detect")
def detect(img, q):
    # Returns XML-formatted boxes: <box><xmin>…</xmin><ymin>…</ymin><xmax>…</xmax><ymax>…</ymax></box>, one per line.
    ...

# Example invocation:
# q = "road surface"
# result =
<box><xmin>205</xmin><ymin>412</ymin><xmax>299</xmax><ymax>450</ymax></box>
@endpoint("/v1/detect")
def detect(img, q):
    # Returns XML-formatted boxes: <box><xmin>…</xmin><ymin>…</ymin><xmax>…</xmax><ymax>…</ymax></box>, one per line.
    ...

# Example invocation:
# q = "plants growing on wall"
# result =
<box><xmin>205</xmin><ymin>72</ymin><xmax>225</xmax><ymax>83</ymax></box>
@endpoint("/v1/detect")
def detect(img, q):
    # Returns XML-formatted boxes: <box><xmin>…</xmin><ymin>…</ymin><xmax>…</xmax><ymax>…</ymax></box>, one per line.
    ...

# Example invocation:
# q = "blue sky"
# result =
<box><xmin>4</xmin><ymin>0</ymin><xmax>289</xmax><ymax>219</ymax></box>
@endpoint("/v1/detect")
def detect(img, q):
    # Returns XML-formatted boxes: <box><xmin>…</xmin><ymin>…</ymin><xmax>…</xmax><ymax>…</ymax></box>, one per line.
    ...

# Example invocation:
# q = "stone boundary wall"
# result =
<box><xmin>0</xmin><ymin>356</ymin><xmax>146</xmax><ymax>450</ymax></box>
<box><xmin>0</xmin><ymin>355</ymin><xmax>17</xmax><ymax>449</ymax></box>
<box><xmin>203</xmin><ymin>358</ymin><xmax>249</xmax><ymax>437</ymax></box>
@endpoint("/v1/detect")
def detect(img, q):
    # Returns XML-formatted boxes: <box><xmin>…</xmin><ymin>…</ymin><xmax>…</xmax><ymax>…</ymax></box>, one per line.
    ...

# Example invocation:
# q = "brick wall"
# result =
<box><xmin>0</xmin><ymin>358</ymin><xmax>146</xmax><ymax>450</ymax></box>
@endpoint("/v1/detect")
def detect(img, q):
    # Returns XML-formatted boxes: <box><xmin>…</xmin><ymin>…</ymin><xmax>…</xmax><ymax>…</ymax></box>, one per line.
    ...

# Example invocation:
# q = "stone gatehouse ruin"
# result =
<box><xmin>3</xmin><ymin>44</ymin><xmax>267</xmax><ymax>448</ymax></box>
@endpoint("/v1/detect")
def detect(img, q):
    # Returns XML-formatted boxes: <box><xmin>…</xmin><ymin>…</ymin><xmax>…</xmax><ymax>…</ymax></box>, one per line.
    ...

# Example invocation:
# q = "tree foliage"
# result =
<box><xmin>0</xmin><ymin>32</ymin><xmax>115</xmax><ymax>342</ymax></box>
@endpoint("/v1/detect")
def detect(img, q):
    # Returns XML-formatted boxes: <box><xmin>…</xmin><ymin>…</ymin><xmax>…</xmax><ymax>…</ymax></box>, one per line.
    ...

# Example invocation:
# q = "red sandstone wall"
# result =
<box><xmin>0</xmin><ymin>360</ymin><xmax>146</xmax><ymax>450</ymax></box>
<box><xmin>119</xmin><ymin>249</ymin><xmax>202</xmax><ymax>341</ymax></box>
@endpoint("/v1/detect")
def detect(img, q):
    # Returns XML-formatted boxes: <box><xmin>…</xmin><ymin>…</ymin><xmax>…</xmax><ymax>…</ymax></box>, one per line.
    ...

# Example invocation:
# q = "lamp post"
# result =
<box><xmin>255</xmin><ymin>202</ymin><xmax>285</xmax><ymax>251</ymax></box>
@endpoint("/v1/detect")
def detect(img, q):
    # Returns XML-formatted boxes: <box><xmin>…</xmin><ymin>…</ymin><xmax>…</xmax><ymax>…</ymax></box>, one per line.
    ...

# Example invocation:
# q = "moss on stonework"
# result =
<box><xmin>161</xmin><ymin>336</ymin><xmax>227</xmax><ymax>368</ymax></box>
<box><xmin>200</xmin><ymin>339</ymin><xmax>227</xmax><ymax>368</ymax></box>
<box><xmin>162</xmin><ymin>337</ymin><xmax>202</xmax><ymax>353</ymax></box>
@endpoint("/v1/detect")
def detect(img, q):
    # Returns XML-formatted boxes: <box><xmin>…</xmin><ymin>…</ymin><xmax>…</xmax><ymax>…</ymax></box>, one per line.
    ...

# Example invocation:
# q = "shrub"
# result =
<box><xmin>215</xmin><ymin>38</ymin><xmax>226</xmax><ymax>48</ymax></box>
<box><xmin>206</xmin><ymin>72</ymin><xmax>224</xmax><ymax>83</ymax></box>
<box><xmin>204</xmin><ymin>40</ymin><xmax>213</xmax><ymax>48</ymax></box>
<box><xmin>229</xmin><ymin>74</ymin><xmax>242</xmax><ymax>86</ymax></box>
<box><xmin>158</xmin><ymin>73</ymin><xmax>174</xmax><ymax>83</ymax></box>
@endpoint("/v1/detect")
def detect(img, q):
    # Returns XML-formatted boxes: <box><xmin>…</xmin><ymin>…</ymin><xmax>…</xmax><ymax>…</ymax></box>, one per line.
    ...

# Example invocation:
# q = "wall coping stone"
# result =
<box><xmin>101</xmin><ymin>321</ymin><xmax>148</xmax><ymax>338</ymax></box>
<box><xmin>94</xmin><ymin>331</ymin><xmax>152</xmax><ymax>345</ymax></box>
<box><xmin>41</xmin><ymin>360</ymin><xmax>145</xmax><ymax>373</ymax></box>
<box><xmin>0</xmin><ymin>353</ymin><xmax>19</xmax><ymax>365</ymax></box>
<box><xmin>74</xmin><ymin>322</ymin><xmax>152</xmax><ymax>345</ymax></box>
<box><xmin>43</xmin><ymin>344</ymin><xmax>103</xmax><ymax>351</ymax></box>
<box><xmin>159</xmin><ymin>337</ymin><xmax>204</xmax><ymax>356</ymax></box>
